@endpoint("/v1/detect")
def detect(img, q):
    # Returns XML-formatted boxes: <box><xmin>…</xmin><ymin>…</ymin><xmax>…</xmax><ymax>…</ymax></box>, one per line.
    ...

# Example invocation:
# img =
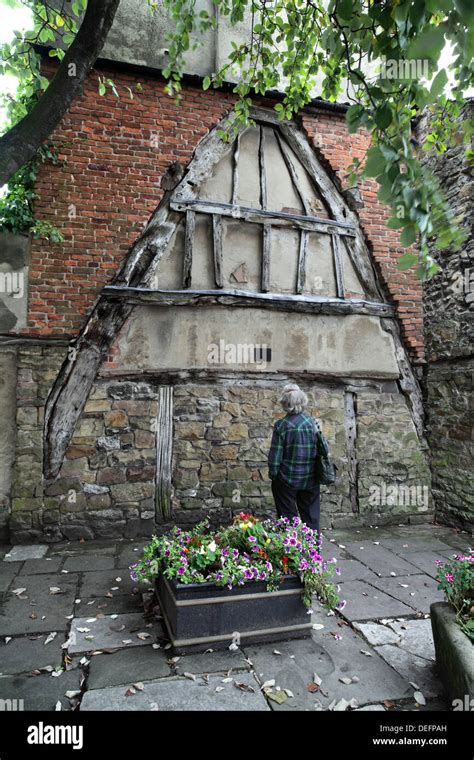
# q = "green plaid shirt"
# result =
<box><xmin>268</xmin><ymin>413</ymin><xmax>318</xmax><ymax>489</ymax></box>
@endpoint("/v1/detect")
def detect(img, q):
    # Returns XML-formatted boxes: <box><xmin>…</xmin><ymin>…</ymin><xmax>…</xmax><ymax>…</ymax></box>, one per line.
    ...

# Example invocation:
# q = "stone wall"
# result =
<box><xmin>418</xmin><ymin>104</ymin><xmax>474</xmax><ymax>529</ymax></box>
<box><xmin>8</xmin><ymin>359</ymin><xmax>432</xmax><ymax>542</ymax></box>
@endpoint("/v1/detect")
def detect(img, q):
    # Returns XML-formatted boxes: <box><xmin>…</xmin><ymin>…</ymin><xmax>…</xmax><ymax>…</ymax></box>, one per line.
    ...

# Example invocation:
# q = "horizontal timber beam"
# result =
<box><xmin>102</xmin><ymin>285</ymin><xmax>395</xmax><ymax>318</ymax></box>
<box><xmin>169</xmin><ymin>199</ymin><xmax>356</xmax><ymax>237</ymax></box>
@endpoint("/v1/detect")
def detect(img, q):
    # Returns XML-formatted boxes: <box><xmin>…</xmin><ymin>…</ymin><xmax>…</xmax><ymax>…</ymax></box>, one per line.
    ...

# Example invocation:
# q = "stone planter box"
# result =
<box><xmin>156</xmin><ymin>572</ymin><xmax>312</xmax><ymax>653</ymax></box>
<box><xmin>430</xmin><ymin>601</ymin><xmax>474</xmax><ymax>707</ymax></box>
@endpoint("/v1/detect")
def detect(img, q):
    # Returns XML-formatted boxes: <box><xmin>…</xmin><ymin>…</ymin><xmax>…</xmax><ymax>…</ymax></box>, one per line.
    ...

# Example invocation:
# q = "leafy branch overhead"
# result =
<box><xmin>160</xmin><ymin>0</ymin><xmax>473</xmax><ymax>278</ymax></box>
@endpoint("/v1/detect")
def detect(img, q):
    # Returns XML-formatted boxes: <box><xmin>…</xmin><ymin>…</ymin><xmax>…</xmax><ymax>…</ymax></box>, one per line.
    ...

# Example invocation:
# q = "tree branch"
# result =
<box><xmin>0</xmin><ymin>0</ymin><xmax>120</xmax><ymax>186</ymax></box>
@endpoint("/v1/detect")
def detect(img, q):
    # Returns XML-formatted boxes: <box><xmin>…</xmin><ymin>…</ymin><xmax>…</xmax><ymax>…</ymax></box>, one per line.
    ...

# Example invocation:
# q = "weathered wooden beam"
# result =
<box><xmin>259</xmin><ymin>126</ymin><xmax>267</xmax><ymax>210</ymax></box>
<box><xmin>261</xmin><ymin>224</ymin><xmax>271</xmax><ymax>293</ymax></box>
<box><xmin>183</xmin><ymin>210</ymin><xmax>195</xmax><ymax>288</ymax></box>
<box><xmin>296</xmin><ymin>230</ymin><xmax>309</xmax><ymax>294</ymax></box>
<box><xmin>274</xmin><ymin>130</ymin><xmax>310</xmax><ymax>216</ymax></box>
<box><xmin>331</xmin><ymin>234</ymin><xmax>345</xmax><ymax>299</ymax></box>
<box><xmin>231</xmin><ymin>131</ymin><xmax>241</xmax><ymax>206</ymax></box>
<box><xmin>170</xmin><ymin>199</ymin><xmax>356</xmax><ymax>237</ymax></box>
<box><xmin>156</xmin><ymin>385</ymin><xmax>173</xmax><ymax>521</ymax></box>
<box><xmin>103</xmin><ymin>285</ymin><xmax>396</xmax><ymax>318</ymax></box>
<box><xmin>212</xmin><ymin>214</ymin><xmax>224</xmax><ymax>288</ymax></box>
<box><xmin>344</xmin><ymin>390</ymin><xmax>358</xmax><ymax>514</ymax></box>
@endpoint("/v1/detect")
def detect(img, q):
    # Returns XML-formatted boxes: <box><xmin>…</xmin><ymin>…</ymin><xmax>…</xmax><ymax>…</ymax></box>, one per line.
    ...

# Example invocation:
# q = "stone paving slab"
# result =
<box><xmin>174</xmin><ymin>649</ymin><xmax>250</xmax><ymax>676</ymax></box>
<box><xmin>62</xmin><ymin>555</ymin><xmax>117</xmax><ymax>573</ymax></box>
<box><xmin>3</xmin><ymin>545</ymin><xmax>48</xmax><ymax>562</ymax></box>
<box><xmin>78</xmin><ymin>569</ymin><xmax>140</xmax><ymax>599</ymax></box>
<box><xmin>87</xmin><ymin>646</ymin><xmax>171</xmax><ymax>689</ymax></box>
<box><xmin>341</xmin><ymin>543</ymin><xmax>422</xmax><ymax>577</ymax></box>
<box><xmin>68</xmin><ymin>613</ymin><xmax>164</xmax><ymax>655</ymax></box>
<box><xmin>400</xmin><ymin>551</ymin><xmax>454</xmax><ymax>579</ymax></box>
<box><xmin>0</xmin><ymin>564</ymin><xmax>18</xmax><ymax>593</ymax></box>
<box><xmin>355</xmin><ymin>704</ymin><xmax>386</xmax><ymax>711</ymax></box>
<box><xmin>80</xmin><ymin>672</ymin><xmax>269</xmax><ymax>711</ymax></box>
<box><xmin>353</xmin><ymin>622</ymin><xmax>401</xmax><ymax>647</ymax></box>
<box><xmin>369</xmin><ymin>574</ymin><xmax>443</xmax><ymax>614</ymax></box>
<box><xmin>0</xmin><ymin>573</ymin><xmax>79</xmax><ymax>636</ymax></box>
<box><xmin>388</xmin><ymin>619</ymin><xmax>436</xmax><ymax>661</ymax></box>
<box><xmin>0</xmin><ymin>634</ymin><xmax>64</xmax><ymax>675</ymax></box>
<box><xmin>48</xmin><ymin>541</ymin><xmax>118</xmax><ymax>557</ymax></box>
<box><xmin>337</xmin><ymin>580</ymin><xmax>415</xmax><ymax>622</ymax></box>
<box><xmin>377</xmin><ymin>536</ymin><xmax>458</xmax><ymax>555</ymax></box>
<box><xmin>331</xmin><ymin>559</ymin><xmax>379</xmax><ymax>582</ymax></box>
<box><xmin>375</xmin><ymin>644</ymin><xmax>443</xmax><ymax>700</ymax></box>
<box><xmin>74</xmin><ymin>594</ymin><xmax>144</xmax><ymax>617</ymax></box>
<box><xmin>244</xmin><ymin>629</ymin><xmax>412</xmax><ymax>711</ymax></box>
<box><xmin>115</xmin><ymin>542</ymin><xmax>147</xmax><ymax>568</ymax></box>
<box><xmin>19</xmin><ymin>558</ymin><xmax>63</xmax><ymax>575</ymax></box>
<box><xmin>0</xmin><ymin>670</ymin><xmax>82</xmax><ymax>711</ymax></box>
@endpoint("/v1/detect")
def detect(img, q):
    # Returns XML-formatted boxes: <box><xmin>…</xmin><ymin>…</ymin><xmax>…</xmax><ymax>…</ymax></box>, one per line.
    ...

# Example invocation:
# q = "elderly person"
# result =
<box><xmin>268</xmin><ymin>383</ymin><xmax>321</xmax><ymax>535</ymax></box>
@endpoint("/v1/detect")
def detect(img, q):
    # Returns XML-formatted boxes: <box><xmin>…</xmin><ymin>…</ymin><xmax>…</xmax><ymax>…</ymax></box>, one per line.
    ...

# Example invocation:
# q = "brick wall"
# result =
<box><xmin>21</xmin><ymin>61</ymin><xmax>423</xmax><ymax>360</ymax></box>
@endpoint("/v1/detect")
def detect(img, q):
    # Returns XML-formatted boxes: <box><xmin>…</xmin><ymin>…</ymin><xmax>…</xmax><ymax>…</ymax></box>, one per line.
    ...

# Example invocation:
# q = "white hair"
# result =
<box><xmin>280</xmin><ymin>383</ymin><xmax>308</xmax><ymax>414</ymax></box>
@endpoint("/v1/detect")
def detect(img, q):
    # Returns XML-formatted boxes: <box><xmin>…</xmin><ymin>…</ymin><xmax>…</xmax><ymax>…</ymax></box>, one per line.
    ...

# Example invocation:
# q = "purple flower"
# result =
<box><xmin>334</xmin><ymin>633</ymin><xmax>342</xmax><ymax>641</ymax></box>
<box><xmin>248</xmin><ymin>535</ymin><xmax>257</xmax><ymax>543</ymax></box>
<box><xmin>289</xmin><ymin>537</ymin><xmax>297</xmax><ymax>546</ymax></box>
<box><xmin>244</xmin><ymin>568</ymin><xmax>253</xmax><ymax>579</ymax></box>
<box><xmin>222</xmin><ymin>548</ymin><xmax>229</xmax><ymax>557</ymax></box>
<box><xmin>445</xmin><ymin>573</ymin><xmax>455</xmax><ymax>583</ymax></box>
<box><xmin>336</xmin><ymin>600</ymin><xmax>347</xmax><ymax>611</ymax></box>
<box><xmin>164</xmin><ymin>549</ymin><xmax>171</xmax><ymax>557</ymax></box>
<box><xmin>335</xmin><ymin>567</ymin><xmax>342</xmax><ymax>576</ymax></box>
<box><xmin>232</xmin><ymin>549</ymin><xmax>239</xmax><ymax>559</ymax></box>
<box><xmin>434</xmin><ymin>559</ymin><xmax>444</xmax><ymax>567</ymax></box>
<box><xmin>177</xmin><ymin>566</ymin><xmax>185</xmax><ymax>575</ymax></box>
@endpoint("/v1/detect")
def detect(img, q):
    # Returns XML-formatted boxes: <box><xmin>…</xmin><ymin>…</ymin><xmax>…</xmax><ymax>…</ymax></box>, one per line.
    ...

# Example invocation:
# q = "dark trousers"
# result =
<box><xmin>271</xmin><ymin>476</ymin><xmax>321</xmax><ymax>535</ymax></box>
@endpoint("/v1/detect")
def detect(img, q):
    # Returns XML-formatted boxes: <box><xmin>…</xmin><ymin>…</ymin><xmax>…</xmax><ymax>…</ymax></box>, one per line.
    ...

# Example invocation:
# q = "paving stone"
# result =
<box><xmin>0</xmin><ymin>670</ymin><xmax>81</xmax><ymax>711</ymax></box>
<box><xmin>243</xmin><ymin>629</ymin><xmax>411</xmax><ymax>711</ymax></box>
<box><xmin>48</xmin><ymin>541</ymin><xmax>118</xmax><ymax>557</ymax></box>
<box><xmin>174</xmin><ymin>649</ymin><xmax>250</xmax><ymax>676</ymax></box>
<box><xmin>369</xmin><ymin>574</ymin><xmax>443</xmax><ymax>614</ymax></box>
<box><xmin>399</xmin><ymin>551</ymin><xmax>455</xmax><ymax>579</ymax></box>
<box><xmin>0</xmin><ymin>573</ymin><xmax>79</xmax><ymax>636</ymax></box>
<box><xmin>331</xmin><ymin>559</ymin><xmax>379</xmax><ymax>582</ymax></box>
<box><xmin>80</xmin><ymin>672</ymin><xmax>269</xmax><ymax>711</ymax></box>
<box><xmin>341</xmin><ymin>543</ymin><xmax>422</xmax><ymax>577</ymax></box>
<box><xmin>68</xmin><ymin>613</ymin><xmax>164</xmax><ymax>654</ymax></box>
<box><xmin>0</xmin><ymin>633</ymin><xmax>64</xmax><ymax>675</ymax></box>
<box><xmin>87</xmin><ymin>646</ymin><xmax>171</xmax><ymax>689</ymax></box>
<box><xmin>19</xmin><ymin>558</ymin><xmax>63</xmax><ymax>575</ymax></box>
<box><xmin>74</xmin><ymin>594</ymin><xmax>143</xmax><ymax>617</ymax></box>
<box><xmin>355</xmin><ymin>704</ymin><xmax>386</xmax><ymax>711</ymax></box>
<box><xmin>4</xmin><ymin>545</ymin><xmax>48</xmax><ymax>562</ymax></box>
<box><xmin>377</xmin><ymin>536</ymin><xmax>457</xmax><ymax>555</ymax></box>
<box><xmin>78</xmin><ymin>569</ymin><xmax>140</xmax><ymax>599</ymax></box>
<box><xmin>0</xmin><ymin>564</ymin><xmax>18</xmax><ymax>593</ymax></box>
<box><xmin>375</xmin><ymin>644</ymin><xmax>444</xmax><ymax>699</ymax></box>
<box><xmin>115</xmin><ymin>542</ymin><xmax>148</xmax><ymax>568</ymax></box>
<box><xmin>352</xmin><ymin>623</ymin><xmax>401</xmax><ymax>647</ymax></box>
<box><xmin>62</xmin><ymin>555</ymin><xmax>116</xmax><ymax>573</ymax></box>
<box><xmin>337</xmin><ymin>580</ymin><xmax>414</xmax><ymax>622</ymax></box>
<box><xmin>387</xmin><ymin>619</ymin><xmax>436</xmax><ymax>661</ymax></box>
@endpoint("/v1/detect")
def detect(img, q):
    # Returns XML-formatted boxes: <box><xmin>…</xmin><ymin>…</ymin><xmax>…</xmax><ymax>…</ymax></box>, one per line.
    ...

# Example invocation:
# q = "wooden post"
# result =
<box><xmin>156</xmin><ymin>385</ymin><xmax>173</xmax><ymax>521</ymax></box>
<box><xmin>296</xmin><ymin>230</ymin><xmax>309</xmax><ymax>294</ymax></box>
<box><xmin>232</xmin><ymin>131</ymin><xmax>241</xmax><ymax>206</ymax></box>
<box><xmin>344</xmin><ymin>391</ymin><xmax>358</xmax><ymax>514</ymax></box>
<box><xmin>259</xmin><ymin>126</ymin><xmax>267</xmax><ymax>210</ymax></box>
<box><xmin>183</xmin><ymin>210</ymin><xmax>195</xmax><ymax>288</ymax></box>
<box><xmin>212</xmin><ymin>214</ymin><xmax>224</xmax><ymax>288</ymax></box>
<box><xmin>262</xmin><ymin>223</ymin><xmax>271</xmax><ymax>292</ymax></box>
<box><xmin>331</xmin><ymin>234</ymin><xmax>345</xmax><ymax>299</ymax></box>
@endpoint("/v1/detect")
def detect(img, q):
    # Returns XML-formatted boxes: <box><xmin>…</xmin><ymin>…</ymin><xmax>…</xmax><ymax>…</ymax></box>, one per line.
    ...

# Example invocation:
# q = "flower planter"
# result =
<box><xmin>430</xmin><ymin>602</ymin><xmax>474</xmax><ymax>706</ymax></box>
<box><xmin>156</xmin><ymin>572</ymin><xmax>312</xmax><ymax>653</ymax></box>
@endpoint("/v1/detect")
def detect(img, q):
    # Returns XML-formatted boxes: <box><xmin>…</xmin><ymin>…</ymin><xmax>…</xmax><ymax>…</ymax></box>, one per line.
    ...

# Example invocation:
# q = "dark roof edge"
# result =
<box><xmin>36</xmin><ymin>44</ymin><xmax>349</xmax><ymax>116</ymax></box>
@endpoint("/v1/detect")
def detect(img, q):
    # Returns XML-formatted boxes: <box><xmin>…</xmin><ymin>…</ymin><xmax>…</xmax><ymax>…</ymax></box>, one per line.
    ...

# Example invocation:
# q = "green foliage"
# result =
<box><xmin>0</xmin><ymin>135</ymin><xmax>64</xmax><ymax>242</ymax></box>
<box><xmin>158</xmin><ymin>0</ymin><xmax>474</xmax><ymax>279</ymax></box>
<box><xmin>435</xmin><ymin>550</ymin><xmax>474</xmax><ymax>641</ymax></box>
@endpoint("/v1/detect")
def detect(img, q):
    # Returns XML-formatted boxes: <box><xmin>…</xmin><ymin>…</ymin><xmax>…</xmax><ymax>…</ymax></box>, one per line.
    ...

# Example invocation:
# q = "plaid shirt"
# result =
<box><xmin>268</xmin><ymin>413</ymin><xmax>318</xmax><ymax>489</ymax></box>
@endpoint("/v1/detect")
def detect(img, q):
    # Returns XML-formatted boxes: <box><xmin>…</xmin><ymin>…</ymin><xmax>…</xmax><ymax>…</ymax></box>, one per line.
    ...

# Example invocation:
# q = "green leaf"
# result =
<box><xmin>397</xmin><ymin>251</ymin><xmax>419</xmax><ymax>270</ymax></box>
<box><xmin>399</xmin><ymin>226</ymin><xmax>418</xmax><ymax>246</ymax></box>
<box><xmin>375</xmin><ymin>104</ymin><xmax>392</xmax><ymax>130</ymax></box>
<box><xmin>346</xmin><ymin>104</ymin><xmax>365</xmax><ymax>133</ymax></box>
<box><xmin>406</xmin><ymin>26</ymin><xmax>445</xmax><ymax>63</ymax></box>
<box><xmin>430</xmin><ymin>69</ymin><xmax>448</xmax><ymax>99</ymax></box>
<box><xmin>202</xmin><ymin>76</ymin><xmax>211</xmax><ymax>90</ymax></box>
<box><xmin>98</xmin><ymin>81</ymin><xmax>106</xmax><ymax>96</ymax></box>
<box><xmin>364</xmin><ymin>147</ymin><xmax>386</xmax><ymax>178</ymax></box>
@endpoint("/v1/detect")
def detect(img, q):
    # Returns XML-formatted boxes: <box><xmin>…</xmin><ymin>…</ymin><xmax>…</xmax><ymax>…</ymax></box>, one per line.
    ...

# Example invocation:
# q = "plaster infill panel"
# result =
<box><xmin>114</xmin><ymin>306</ymin><xmax>400</xmax><ymax>377</ymax></box>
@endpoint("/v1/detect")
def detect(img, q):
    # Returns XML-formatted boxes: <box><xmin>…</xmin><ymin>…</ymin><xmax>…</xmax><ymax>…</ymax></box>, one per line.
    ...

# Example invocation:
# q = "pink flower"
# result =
<box><xmin>445</xmin><ymin>573</ymin><xmax>455</xmax><ymax>583</ymax></box>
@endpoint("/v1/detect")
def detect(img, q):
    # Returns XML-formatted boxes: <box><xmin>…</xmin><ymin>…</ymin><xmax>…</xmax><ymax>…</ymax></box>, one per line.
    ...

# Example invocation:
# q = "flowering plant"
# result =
<box><xmin>131</xmin><ymin>513</ymin><xmax>341</xmax><ymax>611</ymax></box>
<box><xmin>435</xmin><ymin>549</ymin><xmax>474</xmax><ymax>641</ymax></box>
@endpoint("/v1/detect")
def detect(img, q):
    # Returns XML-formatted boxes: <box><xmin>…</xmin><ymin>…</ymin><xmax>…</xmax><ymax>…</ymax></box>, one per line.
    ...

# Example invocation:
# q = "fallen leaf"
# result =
<box><xmin>228</xmin><ymin>642</ymin><xmax>239</xmax><ymax>651</ymax></box>
<box><xmin>125</xmin><ymin>687</ymin><xmax>136</xmax><ymax>697</ymax></box>
<box><xmin>133</xmin><ymin>682</ymin><xmax>145</xmax><ymax>691</ymax></box>
<box><xmin>312</xmin><ymin>623</ymin><xmax>324</xmax><ymax>630</ymax></box>
<box><xmin>340</xmin><ymin>677</ymin><xmax>353</xmax><ymax>685</ymax></box>
<box><xmin>261</xmin><ymin>679</ymin><xmax>275</xmax><ymax>690</ymax></box>
<box><xmin>307</xmin><ymin>682</ymin><xmax>320</xmax><ymax>693</ymax></box>
<box><xmin>115</xmin><ymin>578</ymin><xmax>122</xmax><ymax>582</ymax></box>
<box><xmin>12</xmin><ymin>588</ymin><xmax>27</xmax><ymax>596</ymax></box>
<box><xmin>267</xmin><ymin>690</ymin><xmax>288</xmax><ymax>704</ymax></box>
<box><xmin>273</xmin><ymin>650</ymin><xmax>282</xmax><ymax>656</ymax></box>
<box><xmin>333</xmin><ymin>698</ymin><xmax>350</xmax><ymax>711</ymax></box>
<box><xmin>360</xmin><ymin>650</ymin><xmax>373</xmax><ymax>657</ymax></box>
<box><xmin>152</xmin><ymin>644</ymin><xmax>161</xmax><ymax>650</ymax></box>
<box><xmin>351</xmin><ymin>676</ymin><xmax>360</xmax><ymax>683</ymax></box>
<box><xmin>284</xmin><ymin>689</ymin><xmax>294</xmax><ymax>698</ymax></box>
<box><xmin>86</xmin><ymin>618</ymin><xmax>96</xmax><ymax>623</ymax></box>
<box><xmin>234</xmin><ymin>682</ymin><xmax>255</xmax><ymax>693</ymax></box>
<box><xmin>414</xmin><ymin>691</ymin><xmax>426</xmax><ymax>706</ymax></box>
<box><xmin>383</xmin><ymin>700</ymin><xmax>395</xmax><ymax>709</ymax></box>
<box><xmin>313</xmin><ymin>672</ymin><xmax>322</xmax><ymax>686</ymax></box>
<box><xmin>49</xmin><ymin>587</ymin><xmax>62</xmax><ymax>595</ymax></box>
<box><xmin>183</xmin><ymin>672</ymin><xmax>196</xmax><ymax>681</ymax></box>
<box><xmin>44</xmin><ymin>632</ymin><xmax>57</xmax><ymax>645</ymax></box>
<box><xmin>390</xmin><ymin>572</ymin><xmax>397</xmax><ymax>577</ymax></box>
<box><xmin>409</xmin><ymin>681</ymin><xmax>419</xmax><ymax>690</ymax></box>
<box><xmin>215</xmin><ymin>687</ymin><xmax>225</xmax><ymax>693</ymax></box>
<box><xmin>55</xmin><ymin>701</ymin><xmax>62</xmax><ymax>711</ymax></box>
<box><xmin>5</xmin><ymin>637</ymin><xmax>11</xmax><ymax>644</ymax></box>
<box><xmin>77</xmin><ymin>627</ymin><xmax>90</xmax><ymax>634</ymax></box>
<box><xmin>122</xmin><ymin>639</ymin><xmax>133</xmax><ymax>645</ymax></box>
<box><xmin>65</xmin><ymin>690</ymin><xmax>81</xmax><ymax>699</ymax></box>
<box><xmin>221</xmin><ymin>677</ymin><xmax>233</xmax><ymax>683</ymax></box>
